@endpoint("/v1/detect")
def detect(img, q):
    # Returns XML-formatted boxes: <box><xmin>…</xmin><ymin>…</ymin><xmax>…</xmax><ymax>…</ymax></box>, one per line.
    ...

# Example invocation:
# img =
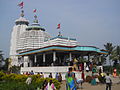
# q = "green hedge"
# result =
<box><xmin>0</xmin><ymin>71</ymin><xmax>61</xmax><ymax>90</ymax></box>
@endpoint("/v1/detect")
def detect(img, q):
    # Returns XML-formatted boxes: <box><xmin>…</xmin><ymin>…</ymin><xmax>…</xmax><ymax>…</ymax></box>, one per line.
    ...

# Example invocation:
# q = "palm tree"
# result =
<box><xmin>109</xmin><ymin>45</ymin><xmax>120</xmax><ymax>70</ymax></box>
<box><xmin>116</xmin><ymin>46</ymin><xmax>120</xmax><ymax>62</ymax></box>
<box><xmin>104</xmin><ymin>43</ymin><xmax>115</xmax><ymax>73</ymax></box>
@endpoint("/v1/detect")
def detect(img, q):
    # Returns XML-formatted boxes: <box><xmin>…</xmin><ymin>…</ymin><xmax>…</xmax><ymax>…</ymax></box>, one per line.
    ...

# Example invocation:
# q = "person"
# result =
<box><xmin>58</xmin><ymin>73</ymin><xmax>62</xmax><ymax>82</ymax></box>
<box><xmin>37</xmin><ymin>72</ymin><xmax>40</xmax><ymax>75</ymax></box>
<box><xmin>42</xmin><ymin>80</ymin><xmax>48</xmax><ymax>90</ymax></box>
<box><xmin>46</xmin><ymin>80</ymin><xmax>56</xmax><ymax>90</ymax></box>
<box><xmin>40</xmin><ymin>72</ymin><xmax>44</xmax><ymax>78</ymax></box>
<box><xmin>81</xmin><ymin>71</ymin><xmax>85</xmax><ymax>81</ymax></box>
<box><xmin>105</xmin><ymin>73</ymin><xmax>112</xmax><ymax>90</ymax></box>
<box><xmin>30</xmin><ymin>70</ymin><xmax>34</xmax><ymax>75</ymax></box>
<box><xmin>76</xmin><ymin>79</ymin><xmax>83</xmax><ymax>89</ymax></box>
<box><xmin>79</xmin><ymin>63</ymin><xmax>82</xmax><ymax>71</ymax></box>
<box><xmin>65</xmin><ymin>67</ymin><xmax>77</xmax><ymax>90</ymax></box>
<box><xmin>86</xmin><ymin>66</ymin><xmax>89</xmax><ymax>72</ymax></box>
<box><xmin>91</xmin><ymin>76</ymin><xmax>96</xmax><ymax>85</ymax></box>
<box><xmin>101</xmin><ymin>72</ymin><xmax>106</xmax><ymax>83</ymax></box>
<box><xmin>55</xmin><ymin>73</ymin><xmax>59</xmax><ymax>81</ymax></box>
<box><xmin>25</xmin><ymin>72</ymin><xmax>29</xmax><ymax>75</ymax></box>
<box><xmin>49</xmin><ymin>73</ymin><xmax>53</xmax><ymax>78</ymax></box>
<box><xmin>113</xmin><ymin>68</ymin><xmax>117</xmax><ymax>78</ymax></box>
<box><xmin>26</xmin><ymin>76</ymin><xmax>32</xmax><ymax>85</ymax></box>
<box><xmin>92</xmin><ymin>66</ymin><xmax>96</xmax><ymax>76</ymax></box>
<box><xmin>99</xmin><ymin>67</ymin><xmax>102</xmax><ymax>75</ymax></box>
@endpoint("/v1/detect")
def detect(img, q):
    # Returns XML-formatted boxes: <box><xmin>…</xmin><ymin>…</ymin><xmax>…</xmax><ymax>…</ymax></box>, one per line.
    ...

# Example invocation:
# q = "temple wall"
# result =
<box><xmin>21</xmin><ymin>66</ymin><xmax>83</xmax><ymax>80</ymax></box>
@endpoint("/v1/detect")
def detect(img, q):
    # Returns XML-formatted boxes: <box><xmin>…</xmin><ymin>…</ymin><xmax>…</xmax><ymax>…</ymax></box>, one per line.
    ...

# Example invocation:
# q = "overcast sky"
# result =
<box><xmin>0</xmin><ymin>0</ymin><xmax>120</xmax><ymax>58</ymax></box>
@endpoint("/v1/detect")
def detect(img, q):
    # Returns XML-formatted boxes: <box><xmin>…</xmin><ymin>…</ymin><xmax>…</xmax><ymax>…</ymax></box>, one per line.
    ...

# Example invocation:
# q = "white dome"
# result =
<box><xmin>15</xmin><ymin>17</ymin><xmax>29</xmax><ymax>22</ymax></box>
<box><xmin>15</xmin><ymin>17</ymin><xmax>29</xmax><ymax>25</ymax></box>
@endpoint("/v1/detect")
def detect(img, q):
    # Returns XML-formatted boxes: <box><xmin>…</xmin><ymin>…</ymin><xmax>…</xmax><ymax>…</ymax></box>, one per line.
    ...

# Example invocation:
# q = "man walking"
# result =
<box><xmin>105</xmin><ymin>73</ymin><xmax>112</xmax><ymax>90</ymax></box>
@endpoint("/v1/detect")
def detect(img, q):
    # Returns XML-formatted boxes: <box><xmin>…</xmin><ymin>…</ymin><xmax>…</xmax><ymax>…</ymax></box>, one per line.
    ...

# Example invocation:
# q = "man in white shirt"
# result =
<box><xmin>105</xmin><ymin>73</ymin><xmax>112</xmax><ymax>90</ymax></box>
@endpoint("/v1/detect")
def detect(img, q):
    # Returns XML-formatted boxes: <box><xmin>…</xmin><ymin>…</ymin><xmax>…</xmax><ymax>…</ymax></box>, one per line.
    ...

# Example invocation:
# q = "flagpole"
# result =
<box><xmin>58</xmin><ymin>31</ymin><xmax>61</xmax><ymax>36</ymax></box>
<box><xmin>18</xmin><ymin>1</ymin><xmax>24</xmax><ymax>17</ymax></box>
<box><xmin>57</xmin><ymin>23</ymin><xmax>62</xmax><ymax>36</ymax></box>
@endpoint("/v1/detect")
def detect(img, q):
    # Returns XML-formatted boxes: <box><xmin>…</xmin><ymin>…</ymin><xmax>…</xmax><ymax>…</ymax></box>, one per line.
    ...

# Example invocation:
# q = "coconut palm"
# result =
<box><xmin>104</xmin><ymin>43</ymin><xmax>115</xmax><ymax>73</ymax></box>
<box><xmin>110</xmin><ymin>46</ymin><xmax>120</xmax><ymax>67</ymax></box>
<box><xmin>116</xmin><ymin>46</ymin><xmax>120</xmax><ymax>62</ymax></box>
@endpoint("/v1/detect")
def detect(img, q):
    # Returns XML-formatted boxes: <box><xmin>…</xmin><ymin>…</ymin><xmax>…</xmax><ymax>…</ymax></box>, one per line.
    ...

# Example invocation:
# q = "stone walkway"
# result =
<box><xmin>60</xmin><ymin>76</ymin><xmax>120</xmax><ymax>90</ymax></box>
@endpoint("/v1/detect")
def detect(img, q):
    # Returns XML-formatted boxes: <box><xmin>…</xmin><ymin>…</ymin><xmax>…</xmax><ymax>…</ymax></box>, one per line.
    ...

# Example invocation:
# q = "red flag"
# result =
<box><xmin>18</xmin><ymin>2</ymin><xmax>24</xmax><ymax>9</ymax></box>
<box><xmin>57</xmin><ymin>24</ymin><xmax>60</xmax><ymax>29</ymax></box>
<box><xmin>33</xmin><ymin>9</ymin><xmax>37</xmax><ymax>13</ymax></box>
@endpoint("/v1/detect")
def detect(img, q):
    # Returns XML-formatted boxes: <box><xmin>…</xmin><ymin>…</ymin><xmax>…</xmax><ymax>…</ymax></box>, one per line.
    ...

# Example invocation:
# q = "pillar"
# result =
<box><xmin>43</xmin><ymin>53</ymin><xmax>46</xmax><ymax>63</ymax></box>
<box><xmin>34</xmin><ymin>55</ymin><xmax>37</xmax><ymax>63</ymax></box>
<box><xmin>53</xmin><ymin>51</ymin><xmax>56</xmax><ymax>62</ymax></box>
<box><xmin>23</xmin><ymin>56</ymin><xmax>28</xmax><ymax>67</ymax></box>
<box><xmin>88</xmin><ymin>54</ymin><xmax>90</xmax><ymax>61</ymax></box>
<box><xmin>99</xmin><ymin>55</ymin><xmax>101</xmax><ymax>62</ymax></box>
<box><xmin>69</xmin><ymin>52</ymin><xmax>72</xmax><ymax>61</ymax></box>
<box><xmin>29</xmin><ymin>57</ymin><xmax>33</xmax><ymax>67</ymax></box>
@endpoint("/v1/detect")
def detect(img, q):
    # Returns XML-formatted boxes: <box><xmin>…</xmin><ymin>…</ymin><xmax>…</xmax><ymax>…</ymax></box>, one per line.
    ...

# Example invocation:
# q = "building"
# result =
<box><xmin>10</xmin><ymin>10</ymin><xmax>107</xmax><ymax>78</ymax></box>
<box><xmin>9</xmin><ymin>10</ymin><xmax>29</xmax><ymax>66</ymax></box>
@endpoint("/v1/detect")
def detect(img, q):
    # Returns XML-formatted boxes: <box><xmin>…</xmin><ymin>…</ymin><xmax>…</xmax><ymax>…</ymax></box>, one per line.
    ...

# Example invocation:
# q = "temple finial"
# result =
<box><xmin>58</xmin><ymin>31</ymin><xmax>62</xmax><ymax>37</ymax></box>
<box><xmin>20</xmin><ymin>10</ymin><xmax>24</xmax><ymax>17</ymax></box>
<box><xmin>33</xmin><ymin>15</ymin><xmax>38</xmax><ymax>23</ymax></box>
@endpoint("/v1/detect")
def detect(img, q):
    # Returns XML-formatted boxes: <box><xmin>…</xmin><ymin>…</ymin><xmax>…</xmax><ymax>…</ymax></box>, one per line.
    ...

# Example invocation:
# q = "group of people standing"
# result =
<box><xmin>55</xmin><ymin>72</ymin><xmax>62</xmax><ymax>82</ymax></box>
<box><xmin>24</xmin><ymin>66</ymin><xmax>114</xmax><ymax>90</ymax></box>
<box><xmin>65</xmin><ymin>66</ymin><xmax>113</xmax><ymax>90</ymax></box>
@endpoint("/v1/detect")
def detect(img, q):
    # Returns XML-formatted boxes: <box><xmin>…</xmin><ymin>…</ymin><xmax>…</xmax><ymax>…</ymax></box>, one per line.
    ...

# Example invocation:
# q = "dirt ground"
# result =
<box><xmin>60</xmin><ymin>76</ymin><xmax>120</xmax><ymax>90</ymax></box>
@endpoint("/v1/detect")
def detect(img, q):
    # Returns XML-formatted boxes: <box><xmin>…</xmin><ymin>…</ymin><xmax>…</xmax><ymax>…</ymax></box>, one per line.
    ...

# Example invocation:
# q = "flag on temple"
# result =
<box><xmin>33</xmin><ymin>9</ymin><xmax>37</xmax><ymax>13</ymax></box>
<box><xmin>57</xmin><ymin>24</ymin><xmax>60</xmax><ymax>29</ymax></box>
<box><xmin>18</xmin><ymin>1</ymin><xmax>24</xmax><ymax>9</ymax></box>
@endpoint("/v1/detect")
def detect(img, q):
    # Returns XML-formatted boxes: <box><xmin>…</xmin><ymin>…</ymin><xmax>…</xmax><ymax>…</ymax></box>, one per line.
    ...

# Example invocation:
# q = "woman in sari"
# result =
<box><xmin>65</xmin><ymin>67</ymin><xmax>77</xmax><ymax>90</ymax></box>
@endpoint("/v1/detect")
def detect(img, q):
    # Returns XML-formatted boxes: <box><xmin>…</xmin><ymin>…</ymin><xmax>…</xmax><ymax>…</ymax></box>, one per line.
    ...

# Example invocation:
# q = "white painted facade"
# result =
<box><xmin>17</xmin><ymin>27</ymin><xmax>51</xmax><ymax>52</ymax></box>
<box><xmin>9</xmin><ymin>13</ymin><xmax>29</xmax><ymax>66</ymax></box>
<box><xmin>43</xmin><ymin>37</ymin><xmax>78</xmax><ymax>47</ymax></box>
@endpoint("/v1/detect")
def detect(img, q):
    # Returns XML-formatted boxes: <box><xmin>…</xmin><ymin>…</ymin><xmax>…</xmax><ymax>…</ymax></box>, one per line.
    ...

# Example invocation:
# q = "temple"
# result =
<box><xmin>9</xmin><ymin>10</ymin><xmax>107</xmax><ymax>78</ymax></box>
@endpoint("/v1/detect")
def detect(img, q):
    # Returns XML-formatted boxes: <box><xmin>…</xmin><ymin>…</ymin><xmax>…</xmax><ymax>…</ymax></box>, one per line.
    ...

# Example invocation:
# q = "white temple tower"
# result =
<box><xmin>17</xmin><ymin>15</ymin><xmax>51</xmax><ymax>53</ymax></box>
<box><xmin>16</xmin><ymin>15</ymin><xmax>51</xmax><ymax>67</ymax></box>
<box><xmin>9</xmin><ymin>10</ymin><xmax>29</xmax><ymax>66</ymax></box>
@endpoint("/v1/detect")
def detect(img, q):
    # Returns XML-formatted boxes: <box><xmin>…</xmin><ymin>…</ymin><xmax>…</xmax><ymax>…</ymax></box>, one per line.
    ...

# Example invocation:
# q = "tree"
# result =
<box><xmin>104</xmin><ymin>43</ymin><xmax>115</xmax><ymax>73</ymax></box>
<box><xmin>110</xmin><ymin>45</ymin><xmax>120</xmax><ymax>68</ymax></box>
<box><xmin>116</xmin><ymin>46</ymin><xmax>120</xmax><ymax>62</ymax></box>
<box><xmin>0</xmin><ymin>50</ymin><xmax>4</xmax><ymax>69</ymax></box>
<box><xmin>2</xmin><ymin>58</ymin><xmax>9</xmax><ymax>71</ymax></box>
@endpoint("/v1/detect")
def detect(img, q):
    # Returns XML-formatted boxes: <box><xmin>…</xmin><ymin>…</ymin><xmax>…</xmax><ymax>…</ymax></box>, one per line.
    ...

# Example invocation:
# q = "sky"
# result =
<box><xmin>0</xmin><ymin>0</ymin><xmax>120</xmax><ymax>58</ymax></box>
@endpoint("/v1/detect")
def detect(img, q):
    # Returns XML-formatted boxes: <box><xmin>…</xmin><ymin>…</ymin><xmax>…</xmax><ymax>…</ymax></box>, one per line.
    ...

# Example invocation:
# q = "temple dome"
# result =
<box><xmin>15</xmin><ymin>17</ymin><xmax>29</xmax><ymax>25</ymax></box>
<box><xmin>26</xmin><ymin>15</ymin><xmax>45</xmax><ymax>31</ymax></box>
<box><xmin>15</xmin><ymin>10</ymin><xmax>29</xmax><ymax>25</ymax></box>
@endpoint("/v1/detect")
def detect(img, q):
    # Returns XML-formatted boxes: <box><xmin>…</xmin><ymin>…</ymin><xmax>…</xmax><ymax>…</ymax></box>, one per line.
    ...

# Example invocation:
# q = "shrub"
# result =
<box><xmin>14</xmin><ymin>74</ymin><xmax>28</xmax><ymax>82</ymax></box>
<box><xmin>0</xmin><ymin>73</ymin><xmax>61</xmax><ymax>90</ymax></box>
<box><xmin>0</xmin><ymin>81</ymin><xmax>35</xmax><ymax>90</ymax></box>
<box><xmin>0</xmin><ymin>71</ymin><xmax>5</xmax><ymax>81</ymax></box>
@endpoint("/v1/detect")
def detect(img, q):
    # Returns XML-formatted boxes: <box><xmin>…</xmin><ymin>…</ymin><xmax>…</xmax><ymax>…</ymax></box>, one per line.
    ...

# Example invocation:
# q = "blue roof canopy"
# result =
<box><xmin>17</xmin><ymin>45</ymin><xmax>108</xmax><ymax>56</ymax></box>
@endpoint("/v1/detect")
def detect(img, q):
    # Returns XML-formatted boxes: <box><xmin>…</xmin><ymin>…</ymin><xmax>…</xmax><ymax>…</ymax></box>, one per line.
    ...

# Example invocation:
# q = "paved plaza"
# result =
<box><xmin>60</xmin><ymin>76</ymin><xmax>120</xmax><ymax>90</ymax></box>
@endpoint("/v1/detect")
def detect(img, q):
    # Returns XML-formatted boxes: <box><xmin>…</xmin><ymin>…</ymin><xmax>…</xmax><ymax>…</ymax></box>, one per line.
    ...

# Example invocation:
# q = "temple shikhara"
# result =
<box><xmin>9</xmin><ymin>10</ymin><xmax>107</xmax><ymax>78</ymax></box>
